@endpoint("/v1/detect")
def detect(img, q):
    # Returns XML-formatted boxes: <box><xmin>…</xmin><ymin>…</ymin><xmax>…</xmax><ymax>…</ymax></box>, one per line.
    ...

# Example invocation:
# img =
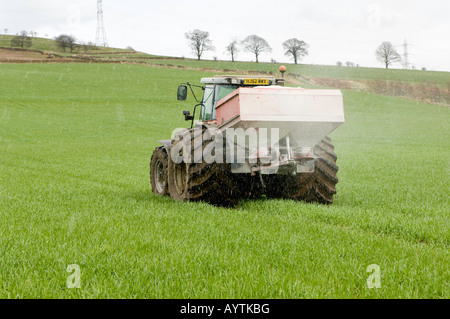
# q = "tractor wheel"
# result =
<box><xmin>266</xmin><ymin>137</ymin><xmax>339</xmax><ymax>204</ymax></box>
<box><xmin>150</xmin><ymin>147</ymin><xmax>169</xmax><ymax>196</ymax></box>
<box><xmin>168</xmin><ymin>128</ymin><xmax>242</xmax><ymax>207</ymax></box>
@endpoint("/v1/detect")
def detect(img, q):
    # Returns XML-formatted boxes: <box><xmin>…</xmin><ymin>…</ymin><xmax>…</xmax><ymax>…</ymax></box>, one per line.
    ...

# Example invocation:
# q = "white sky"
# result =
<box><xmin>1</xmin><ymin>0</ymin><xmax>449</xmax><ymax>71</ymax></box>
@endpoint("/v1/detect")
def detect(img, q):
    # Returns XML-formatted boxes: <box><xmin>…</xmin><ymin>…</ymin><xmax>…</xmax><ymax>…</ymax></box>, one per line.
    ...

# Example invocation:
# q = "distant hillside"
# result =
<box><xmin>0</xmin><ymin>34</ymin><xmax>135</xmax><ymax>55</ymax></box>
<box><xmin>0</xmin><ymin>34</ymin><xmax>448</xmax><ymax>106</ymax></box>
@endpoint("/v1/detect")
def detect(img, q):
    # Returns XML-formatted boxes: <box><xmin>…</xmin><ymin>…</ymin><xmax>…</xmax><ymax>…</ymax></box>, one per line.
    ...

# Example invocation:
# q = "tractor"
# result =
<box><xmin>150</xmin><ymin>71</ymin><xmax>345</xmax><ymax>207</ymax></box>
<box><xmin>43</xmin><ymin>51</ymin><xmax>55</xmax><ymax>59</ymax></box>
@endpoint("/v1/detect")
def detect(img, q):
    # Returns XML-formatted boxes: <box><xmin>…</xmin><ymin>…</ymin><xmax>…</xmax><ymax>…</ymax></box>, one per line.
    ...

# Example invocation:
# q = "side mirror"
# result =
<box><xmin>183</xmin><ymin>110</ymin><xmax>194</xmax><ymax>121</ymax></box>
<box><xmin>177</xmin><ymin>85</ymin><xmax>188</xmax><ymax>101</ymax></box>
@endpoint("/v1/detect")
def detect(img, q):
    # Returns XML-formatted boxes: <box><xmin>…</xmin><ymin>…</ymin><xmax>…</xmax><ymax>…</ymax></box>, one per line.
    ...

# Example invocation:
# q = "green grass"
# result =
<box><xmin>136</xmin><ymin>58</ymin><xmax>450</xmax><ymax>87</ymax></box>
<box><xmin>0</xmin><ymin>35</ymin><xmax>134</xmax><ymax>55</ymax></box>
<box><xmin>0</xmin><ymin>63</ymin><xmax>448</xmax><ymax>299</ymax></box>
<box><xmin>2</xmin><ymin>33</ymin><xmax>448</xmax><ymax>86</ymax></box>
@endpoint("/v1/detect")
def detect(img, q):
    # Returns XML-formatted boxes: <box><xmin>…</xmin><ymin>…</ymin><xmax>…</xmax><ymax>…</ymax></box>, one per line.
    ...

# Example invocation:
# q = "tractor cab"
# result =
<box><xmin>178</xmin><ymin>76</ymin><xmax>284</xmax><ymax>127</ymax></box>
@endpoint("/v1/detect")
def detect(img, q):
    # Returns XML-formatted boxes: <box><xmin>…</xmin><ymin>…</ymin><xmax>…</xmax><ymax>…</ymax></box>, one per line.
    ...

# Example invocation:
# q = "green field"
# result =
<box><xmin>2</xmin><ymin>33</ymin><xmax>448</xmax><ymax>87</ymax></box>
<box><xmin>0</xmin><ymin>63</ymin><xmax>448</xmax><ymax>298</ymax></box>
<box><xmin>138</xmin><ymin>59</ymin><xmax>450</xmax><ymax>86</ymax></box>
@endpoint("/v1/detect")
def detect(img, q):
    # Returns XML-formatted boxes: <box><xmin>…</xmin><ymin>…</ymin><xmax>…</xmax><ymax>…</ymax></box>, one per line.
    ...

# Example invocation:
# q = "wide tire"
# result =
<box><xmin>266</xmin><ymin>137</ymin><xmax>339</xmax><ymax>204</ymax></box>
<box><xmin>150</xmin><ymin>147</ymin><xmax>169</xmax><ymax>196</ymax></box>
<box><xmin>168</xmin><ymin>128</ymin><xmax>242</xmax><ymax>207</ymax></box>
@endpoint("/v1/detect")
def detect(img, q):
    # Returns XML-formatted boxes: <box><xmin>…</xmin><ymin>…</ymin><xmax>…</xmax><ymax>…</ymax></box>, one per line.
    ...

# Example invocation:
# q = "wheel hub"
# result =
<box><xmin>154</xmin><ymin>159</ymin><xmax>166</xmax><ymax>194</ymax></box>
<box><xmin>174</xmin><ymin>163</ymin><xmax>186</xmax><ymax>195</ymax></box>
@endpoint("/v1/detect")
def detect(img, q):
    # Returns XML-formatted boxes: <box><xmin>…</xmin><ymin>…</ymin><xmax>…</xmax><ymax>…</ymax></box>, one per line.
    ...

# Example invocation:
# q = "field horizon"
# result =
<box><xmin>2</xmin><ymin>34</ymin><xmax>448</xmax><ymax>109</ymax></box>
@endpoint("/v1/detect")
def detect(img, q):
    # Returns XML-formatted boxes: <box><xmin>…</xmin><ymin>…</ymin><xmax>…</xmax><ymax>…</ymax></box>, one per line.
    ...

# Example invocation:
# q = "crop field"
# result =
<box><xmin>0</xmin><ymin>63</ymin><xmax>448</xmax><ymax>299</ymax></box>
<box><xmin>142</xmin><ymin>59</ymin><xmax>450</xmax><ymax>86</ymax></box>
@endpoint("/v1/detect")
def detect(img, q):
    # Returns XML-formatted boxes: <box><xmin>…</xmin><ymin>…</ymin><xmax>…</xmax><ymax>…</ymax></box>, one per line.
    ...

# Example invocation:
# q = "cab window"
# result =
<box><xmin>212</xmin><ymin>85</ymin><xmax>238</xmax><ymax>120</ymax></box>
<box><xmin>201</xmin><ymin>84</ymin><xmax>238</xmax><ymax>121</ymax></box>
<box><xmin>201</xmin><ymin>85</ymin><xmax>214</xmax><ymax>121</ymax></box>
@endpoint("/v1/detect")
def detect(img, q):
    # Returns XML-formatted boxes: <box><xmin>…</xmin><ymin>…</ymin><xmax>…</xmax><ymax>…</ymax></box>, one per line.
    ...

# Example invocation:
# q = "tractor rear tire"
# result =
<box><xmin>150</xmin><ymin>147</ymin><xmax>169</xmax><ymax>196</ymax></box>
<box><xmin>168</xmin><ymin>129</ymin><xmax>242</xmax><ymax>207</ymax></box>
<box><xmin>266</xmin><ymin>137</ymin><xmax>339</xmax><ymax>204</ymax></box>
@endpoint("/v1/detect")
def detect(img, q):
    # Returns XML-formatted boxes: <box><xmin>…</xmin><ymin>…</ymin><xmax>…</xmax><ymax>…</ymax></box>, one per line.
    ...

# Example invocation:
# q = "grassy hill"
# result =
<box><xmin>0</xmin><ymin>34</ymin><xmax>135</xmax><ymax>55</ymax></box>
<box><xmin>2</xmin><ymin>34</ymin><xmax>448</xmax><ymax>107</ymax></box>
<box><xmin>128</xmin><ymin>58</ymin><xmax>450</xmax><ymax>86</ymax></box>
<box><xmin>0</xmin><ymin>62</ymin><xmax>448</xmax><ymax>298</ymax></box>
<box><xmin>1</xmin><ymin>34</ymin><xmax>448</xmax><ymax>85</ymax></box>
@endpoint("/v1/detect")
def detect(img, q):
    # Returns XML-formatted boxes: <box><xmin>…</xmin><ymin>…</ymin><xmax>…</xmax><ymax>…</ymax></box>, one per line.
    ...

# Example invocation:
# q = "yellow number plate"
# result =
<box><xmin>244</xmin><ymin>79</ymin><xmax>269</xmax><ymax>85</ymax></box>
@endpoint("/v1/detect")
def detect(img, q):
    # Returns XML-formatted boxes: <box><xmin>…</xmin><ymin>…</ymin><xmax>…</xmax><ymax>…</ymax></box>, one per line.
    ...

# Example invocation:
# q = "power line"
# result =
<box><xmin>96</xmin><ymin>0</ymin><xmax>108</xmax><ymax>47</ymax></box>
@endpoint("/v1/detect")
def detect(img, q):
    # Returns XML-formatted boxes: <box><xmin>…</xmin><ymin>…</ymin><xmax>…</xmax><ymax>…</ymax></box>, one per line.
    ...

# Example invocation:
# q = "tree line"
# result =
<box><xmin>337</xmin><ymin>41</ymin><xmax>409</xmax><ymax>70</ymax></box>
<box><xmin>185</xmin><ymin>29</ymin><xmax>309</xmax><ymax>64</ymax></box>
<box><xmin>53</xmin><ymin>35</ymin><xmax>98</xmax><ymax>54</ymax></box>
<box><xmin>7</xmin><ymin>30</ymin><xmax>101</xmax><ymax>54</ymax></box>
<box><xmin>7</xmin><ymin>30</ymin><xmax>45</xmax><ymax>49</ymax></box>
<box><xmin>4</xmin><ymin>28</ymin><xmax>421</xmax><ymax>70</ymax></box>
<box><xmin>185</xmin><ymin>29</ymin><xmax>421</xmax><ymax>70</ymax></box>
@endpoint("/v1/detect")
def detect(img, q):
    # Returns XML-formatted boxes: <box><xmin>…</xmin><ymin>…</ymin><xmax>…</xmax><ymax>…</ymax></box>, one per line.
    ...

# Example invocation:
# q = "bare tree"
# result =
<box><xmin>282</xmin><ymin>38</ymin><xmax>308</xmax><ymax>64</ymax></box>
<box><xmin>336</xmin><ymin>61</ymin><xmax>343</xmax><ymax>67</ymax></box>
<box><xmin>10</xmin><ymin>31</ymin><xmax>32</xmax><ymax>49</ymax></box>
<box><xmin>241</xmin><ymin>35</ymin><xmax>272</xmax><ymax>63</ymax></box>
<box><xmin>376</xmin><ymin>42</ymin><xmax>402</xmax><ymax>69</ymax></box>
<box><xmin>345</xmin><ymin>61</ymin><xmax>355</xmax><ymax>67</ymax></box>
<box><xmin>80</xmin><ymin>42</ymin><xmax>95</xmax><ymax>54</ymax></box>
<box><xmin>4</xmin><ymin>29</ymin><xmax>8</xmax><ymax>35</ymax></box>
<box><xmin>225</xmin><ymin>39</ymin><xmax>239</xmax><ymax>62</ymax></box>
<box><xmin>185</xmin><ymin>29</ymin><xmax>215</xmax><ymax>60</ymax></box>
<box><xmin>55</xmin><ymin>34</ymin><xmax>77</xmax><ymax>53</ymax></box>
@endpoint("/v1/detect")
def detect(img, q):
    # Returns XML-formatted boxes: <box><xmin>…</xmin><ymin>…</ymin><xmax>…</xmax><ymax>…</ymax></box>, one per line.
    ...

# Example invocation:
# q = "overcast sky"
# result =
<box><xmin>1</xmin><ymin>0</ymin><xmax>449</xmax><ymax>71</ymax></box>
